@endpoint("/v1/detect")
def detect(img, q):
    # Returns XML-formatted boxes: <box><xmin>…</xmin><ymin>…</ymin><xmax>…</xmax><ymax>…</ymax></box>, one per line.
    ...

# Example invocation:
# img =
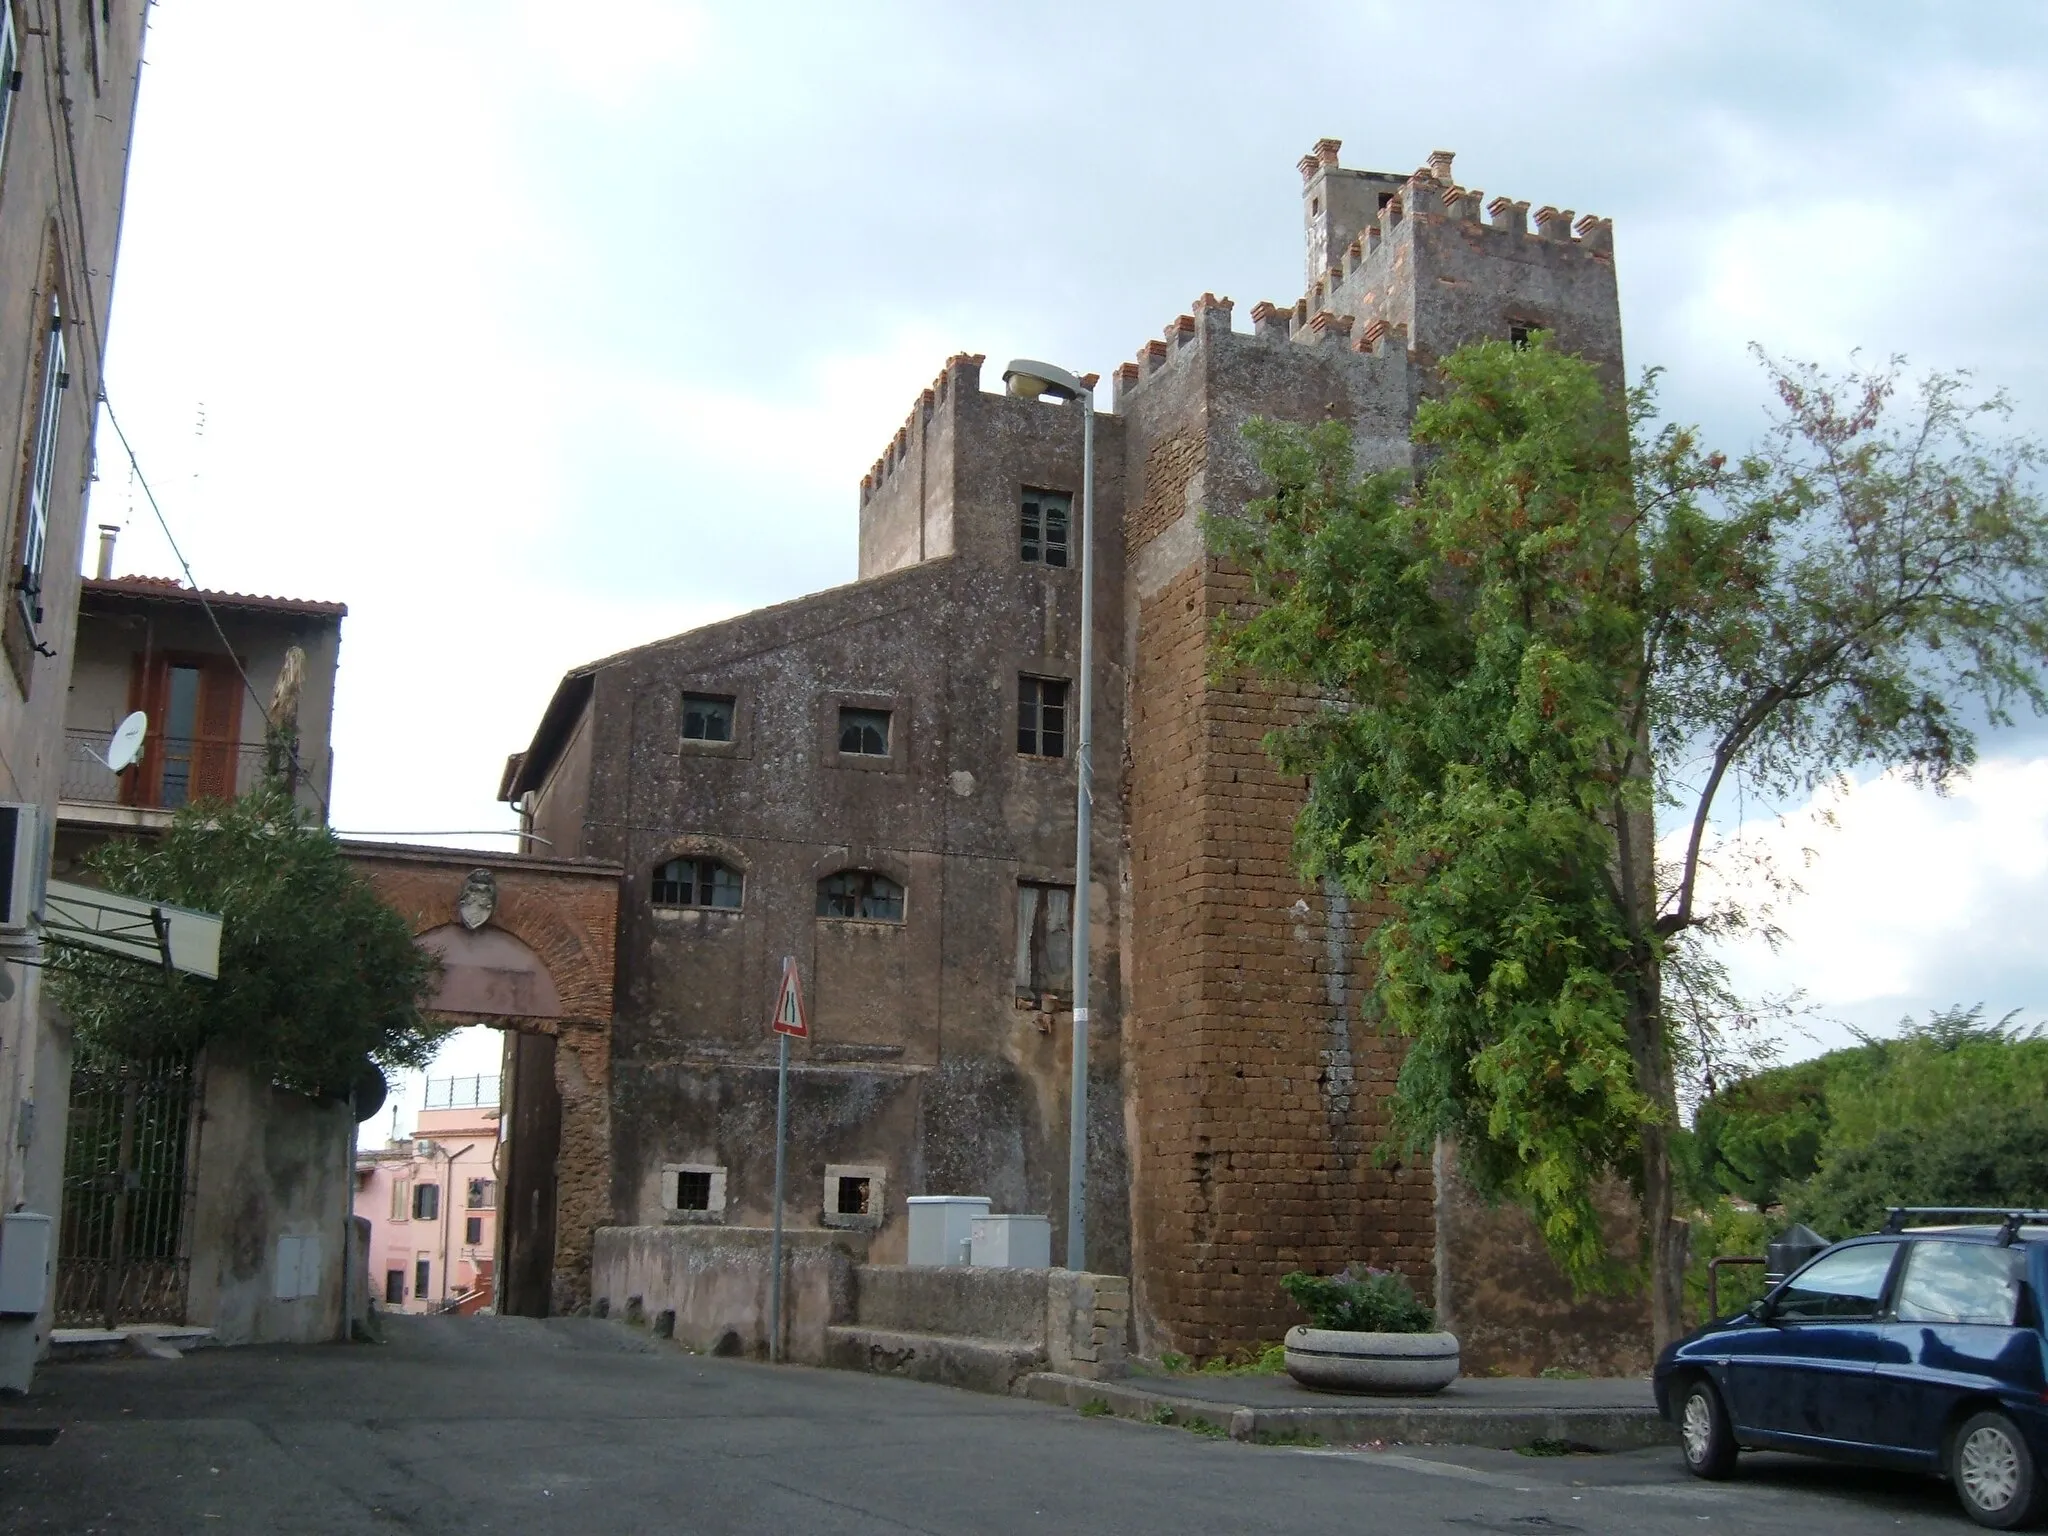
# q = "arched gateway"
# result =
<box><xmin>344</xmin><ymin>843</ymin><xmax>620</xmax><ymax>1316</ymax></box>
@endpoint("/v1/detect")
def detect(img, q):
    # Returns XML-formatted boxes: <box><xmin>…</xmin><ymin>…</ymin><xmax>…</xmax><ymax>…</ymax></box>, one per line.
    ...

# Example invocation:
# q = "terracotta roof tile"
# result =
<box><xmin>81</xmin><ymin>575</ymin><xmax>347</xmax><ymax>619</ymax></box>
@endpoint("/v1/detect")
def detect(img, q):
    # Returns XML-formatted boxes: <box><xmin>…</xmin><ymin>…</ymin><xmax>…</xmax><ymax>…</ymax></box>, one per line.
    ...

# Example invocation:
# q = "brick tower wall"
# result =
<box><xmin>1117</xmin><ymin>302</ymin><xmax>1435</xmax><ymax>1359</ymax></box>
<box><xmin>1115</xmin><ymin>148</ymin><xmax>1651</xmax><ymax>1368</ymax></box>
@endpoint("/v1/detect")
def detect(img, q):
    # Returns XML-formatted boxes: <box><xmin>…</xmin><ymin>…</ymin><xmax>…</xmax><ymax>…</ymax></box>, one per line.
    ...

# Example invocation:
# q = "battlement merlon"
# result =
<box><xmin>1300</xmin><ymin>138</ymin><xmax>1414</xmax><ymax>295</ymax></box>
<box><xmin>1301</xmin><ymin>140</ymin><xmax>1625</xmax><ymax>382</ymax></box>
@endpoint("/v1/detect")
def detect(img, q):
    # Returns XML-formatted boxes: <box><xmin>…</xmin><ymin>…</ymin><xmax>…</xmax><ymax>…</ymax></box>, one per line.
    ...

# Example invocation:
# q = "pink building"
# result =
<box><xmin>354</xmin><ymin>1076</ymin><xmax>502</xmax><ymax>1313</ymax></box>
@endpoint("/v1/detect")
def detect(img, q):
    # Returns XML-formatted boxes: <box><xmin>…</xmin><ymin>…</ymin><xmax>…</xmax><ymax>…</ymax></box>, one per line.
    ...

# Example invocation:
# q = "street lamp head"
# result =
<box><xmin>1003</xmin><ymin>358</ymin><xmax>1087</xmax><ymax>403</ymax></box>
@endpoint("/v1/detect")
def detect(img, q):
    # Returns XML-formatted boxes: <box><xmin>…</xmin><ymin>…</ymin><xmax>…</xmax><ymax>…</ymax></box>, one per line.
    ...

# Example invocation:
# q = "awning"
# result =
<box><xmin>40</xmin><ymin>880</ymin><xmax>222</xmax><ymax>979</ymax></box>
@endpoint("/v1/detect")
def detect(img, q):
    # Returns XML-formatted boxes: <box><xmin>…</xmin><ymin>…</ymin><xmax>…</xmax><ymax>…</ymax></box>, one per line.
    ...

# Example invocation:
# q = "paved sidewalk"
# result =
<box><xmin>1027</xmin><ymin>1368</ymin><xmax>1669</xmax><ymax>1449</ymax></box>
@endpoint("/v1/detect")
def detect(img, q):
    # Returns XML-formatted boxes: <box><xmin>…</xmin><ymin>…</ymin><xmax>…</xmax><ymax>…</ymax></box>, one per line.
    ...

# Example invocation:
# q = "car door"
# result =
<box><xmin>1720</xmin><ymin>1240</ymin><xmax>1902</xmax><ymax>1450</ymax></box>
<box><xmin>1877</xmin><ymin>1239</ymin><xmax>2038</xmax><ymax>1467</ymax></box>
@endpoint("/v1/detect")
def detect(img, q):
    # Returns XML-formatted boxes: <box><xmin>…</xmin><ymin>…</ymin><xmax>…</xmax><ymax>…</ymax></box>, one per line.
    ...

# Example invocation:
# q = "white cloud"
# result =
<box><xmin>1688</xmin><ymin>757</ymin><xmax>2048</xmax><ymax>1054</ymax></box>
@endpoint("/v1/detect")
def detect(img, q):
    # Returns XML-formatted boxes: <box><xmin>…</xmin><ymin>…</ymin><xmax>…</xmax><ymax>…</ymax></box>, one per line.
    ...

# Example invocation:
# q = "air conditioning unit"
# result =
<box><xmin>0</xmin><ymin>803</ymin><xmax>43</xmax><ymax>935</ymax></box>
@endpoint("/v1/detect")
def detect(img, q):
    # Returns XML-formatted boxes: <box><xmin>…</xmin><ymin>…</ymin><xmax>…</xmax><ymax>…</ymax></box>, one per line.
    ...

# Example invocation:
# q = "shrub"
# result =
<box><xmin>1279</xmin><ymin>1266</ymin><xmax>1436</xmax><ymax>1333</ymax></box>
<box><xmin>50</xmin><ymin>784</ymin><xmax>442</xmax><ymax>1098</ymax></box>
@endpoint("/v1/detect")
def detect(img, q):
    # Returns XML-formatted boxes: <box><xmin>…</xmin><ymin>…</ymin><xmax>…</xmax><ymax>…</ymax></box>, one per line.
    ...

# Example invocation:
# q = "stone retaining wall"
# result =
<box><xmin>591</xmin><ymin>1225</ymin><xmax>1129</xmax><ymax>1384</ymax></box>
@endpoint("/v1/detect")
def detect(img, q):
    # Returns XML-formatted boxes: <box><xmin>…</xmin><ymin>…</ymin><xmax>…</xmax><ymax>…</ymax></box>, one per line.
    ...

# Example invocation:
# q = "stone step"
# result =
<box><xmin>823</xmin><ymin>1325</ymin><xmax>1045</xmax><ymax>1396</ymax></box>
<box><xmin>848</xmin><ymin>1264</ymin><xmax>1051</xmax><ymax>1342</ymax></box>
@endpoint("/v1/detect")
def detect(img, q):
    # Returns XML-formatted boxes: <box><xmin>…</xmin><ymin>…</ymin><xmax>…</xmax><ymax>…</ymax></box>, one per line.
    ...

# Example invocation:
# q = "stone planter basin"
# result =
<box><xmin>1283</xmin><ymin>1325</ymin><xmax>1461</xmax><ymax>1394</ymax></box>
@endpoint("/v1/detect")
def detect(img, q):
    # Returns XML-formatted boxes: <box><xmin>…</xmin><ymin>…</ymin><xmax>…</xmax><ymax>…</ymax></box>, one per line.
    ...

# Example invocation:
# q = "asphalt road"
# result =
<box><xmin>0</xmin><ymin>1314</ymin><xmax>1977</xmax><ymax>1534</ymax></box>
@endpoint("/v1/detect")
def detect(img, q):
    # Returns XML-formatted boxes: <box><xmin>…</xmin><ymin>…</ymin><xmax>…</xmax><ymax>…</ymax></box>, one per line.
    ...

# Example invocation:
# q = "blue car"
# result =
<box><xmin>1655</xmin><ymin>1209</ymin><xmax>2048</xmax><ymax>1528</ymax></box>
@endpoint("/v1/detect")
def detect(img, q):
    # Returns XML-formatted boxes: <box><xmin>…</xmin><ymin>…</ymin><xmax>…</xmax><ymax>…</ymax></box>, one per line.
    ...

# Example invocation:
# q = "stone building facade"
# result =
<box><xmin>0</xmin><ymin>0</ymin><xmax>151</xmax><ymax>1391</ymax></box>
<box><xmin>510</xmin><ymin>142</ymin><xmax>1650</xmax><ymax>1368</ymax></box>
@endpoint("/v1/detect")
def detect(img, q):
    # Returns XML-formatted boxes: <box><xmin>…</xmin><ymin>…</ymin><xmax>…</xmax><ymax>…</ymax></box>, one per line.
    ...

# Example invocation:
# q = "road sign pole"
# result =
<box><xmin>769</xmin><ymin>1025</ymin><xmax>789</xmax><ymax>1363</ymax></box>
<box><xmin>767</xmin><ymin>953</ymin><xmax>806</xmax><ymax>1364</ymax></box>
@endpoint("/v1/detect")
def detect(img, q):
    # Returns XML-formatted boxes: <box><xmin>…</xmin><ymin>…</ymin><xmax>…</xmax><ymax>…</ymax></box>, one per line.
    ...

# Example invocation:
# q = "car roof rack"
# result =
<box><xmin>1881</xmin><ymin>1207</ymin><xmax>2048</xmax><ymax>1245</ymax></box>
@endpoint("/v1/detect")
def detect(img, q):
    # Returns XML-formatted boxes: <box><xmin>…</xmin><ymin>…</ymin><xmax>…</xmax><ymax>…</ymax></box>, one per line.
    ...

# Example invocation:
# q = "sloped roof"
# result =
<box><xmin>81</xmin><ymin>575</ymin><xmax>347</xmax><ymax>619</ymax></box>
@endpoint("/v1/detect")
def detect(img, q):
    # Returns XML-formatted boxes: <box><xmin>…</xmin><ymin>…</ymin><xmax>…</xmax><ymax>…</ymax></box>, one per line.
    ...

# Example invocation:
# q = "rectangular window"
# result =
<box><xmin>835</xmin><ymin>1175</ymin><xmax>872</xmax><ymax>1216</ymax></box>
<box><xmin>464</xmin><ymin>1216</ymin><xmax>484</xmax><ymax>1246</ymax></box>
<box><xmin>390</xmin><ymin>1179</ymin><xmax>410</xmax><ymax>1223</ymax></box>
<box><xmin>838</xmin><ymin>706</ymin><xmax>890</xmax><ymax>756</ymax></box>
<box><xmin>1020</xmin><ymin>489</ymin><xmax>1070</xmax><ymax>567</ymax></box>
<box><xmin>466</xmin><ymin>1177</ymin><xmax>495</xmax><ymax>1210</ymax></box>
<box><xmin>15</xmin><ymin>292</ymin><xmax>66</xmax><ymax>634</ymax></box>
<box><xmin>661</xmin><ymin>1164</ymin><xmax>726</xmax><ymax>1219</ymax></box>
<box><xmin>1017</xmin><ymin>676</ymin><xmax>1068</xmax><ymax>757</ymax></box>
<box><xmin>384</xmin><ymin>1269</ymin><xmax>405</xmax><ymax>1305</ymax></box>
<box><xmin>415</xmin><ymin>1258</ymin><xmax>431</xmax><ymax>1300</ymax></box>
<box><xmin>412</xmin><ymin>1183</ymin><xmax>440</xmax><ymax>1222</ymax></box>
<box><xmin>681</xmin><ymin>692</ymin><xmax>734</xmax><ymax>742</ymax></box>
<box><xmin>1016</xmin><ymin>883</ymin><xmax>1074</xmax><ymax>999</ymax></box>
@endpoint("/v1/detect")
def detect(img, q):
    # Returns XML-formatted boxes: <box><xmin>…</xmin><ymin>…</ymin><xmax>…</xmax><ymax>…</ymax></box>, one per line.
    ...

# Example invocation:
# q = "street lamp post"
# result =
<box><xmin>1003</xmin><ymin>358</ymin><xmax>1095</xmax><ymax>1273</ymax></box>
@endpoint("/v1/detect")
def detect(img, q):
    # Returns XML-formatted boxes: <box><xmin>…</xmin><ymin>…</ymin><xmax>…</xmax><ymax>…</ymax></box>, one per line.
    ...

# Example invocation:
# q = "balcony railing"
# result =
<box><xmin>61</xmin><ymin>728</ymin><xmax>320</xmax><ymax>811</ymax></box>
<box><xmin>422</xmin><ymin>1074</ymin><xmax>501</xmax><ymax>1111</ymax></box>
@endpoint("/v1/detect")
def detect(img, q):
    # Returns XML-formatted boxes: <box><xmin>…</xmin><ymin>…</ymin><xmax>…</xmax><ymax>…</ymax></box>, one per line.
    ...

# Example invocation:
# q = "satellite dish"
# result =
<box><xmin>106</xmin><ymin>711</ymin><xmax>147</xmax><ymax>773</ymax></box>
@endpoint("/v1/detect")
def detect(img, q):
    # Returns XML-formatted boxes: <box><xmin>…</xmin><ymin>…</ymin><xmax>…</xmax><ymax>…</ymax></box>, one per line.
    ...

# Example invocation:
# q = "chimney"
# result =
<box><xmin>95</xmin><ymin>524</ymin><xmax>117</xmax><ymax>580</ymax></box>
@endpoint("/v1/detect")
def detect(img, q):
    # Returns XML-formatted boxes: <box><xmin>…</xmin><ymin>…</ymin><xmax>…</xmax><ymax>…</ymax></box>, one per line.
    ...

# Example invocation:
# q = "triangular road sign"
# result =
<box><xmin>772</xmin><ymin>955</ymin><xmax>808</xmax><ymax>1038</ymax></box>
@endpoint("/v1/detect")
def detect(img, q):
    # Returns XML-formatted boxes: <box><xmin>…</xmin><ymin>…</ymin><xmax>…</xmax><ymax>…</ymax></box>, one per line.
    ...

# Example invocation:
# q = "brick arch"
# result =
<box><xmin>806</xmin><ymin>846</ymin><xmax>912</xmax><ymax>887</ymax></box>
<box><xmin>344</xmin><ymin>844</ymin><xmax>622</xmax><ymax>1314</ymax></box>
<box><xmin>651</xmin><ymin>833</ymin><xmax>753</xmax><ymax>874</ymax></box>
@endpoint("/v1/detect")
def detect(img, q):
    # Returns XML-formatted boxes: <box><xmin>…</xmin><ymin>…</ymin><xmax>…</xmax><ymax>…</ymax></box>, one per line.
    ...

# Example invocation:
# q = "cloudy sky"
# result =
<box><xmin>90</xmin><ymin>3</ymin><xmax>2048</xmax><ymax>1117</ymax></box>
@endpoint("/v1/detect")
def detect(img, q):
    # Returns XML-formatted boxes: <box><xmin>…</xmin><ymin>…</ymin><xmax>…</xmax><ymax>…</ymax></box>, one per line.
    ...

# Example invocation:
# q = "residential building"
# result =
<box><xmin>46</xmin><ymin>564</ymin><xmax>351</xmax><ymax>1349</ymax></box>
<box><xmin>0</xmin><ymin>0</ymin><xmax>152</xmax><ymax>1392</ymax></box>
<box><xmin>354</xmin><ymin>1077</ymin><xmax>503</xmax><ymax>1314</ymax></box>
<box><xmin>53</xmin><ymin>547</ymin><xmax>343</xmax><ymax>868</ymax></box>
<box><xmin>505</xmin><ymin>143</ymin><xmax>1654</xmax><ymax>1371</ymax></box>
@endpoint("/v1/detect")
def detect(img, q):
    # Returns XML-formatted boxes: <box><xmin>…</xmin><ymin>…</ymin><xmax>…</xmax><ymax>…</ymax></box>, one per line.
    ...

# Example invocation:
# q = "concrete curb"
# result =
<box><xmin>48</xmin><ymin>1327</ymin><xmax>218</xmax><ymax>1364</ymax></box>
<box><xmin>1024</xmin><ymin>1372</ymin><xmax>1674</xmax><ymax>1451</ymax></box>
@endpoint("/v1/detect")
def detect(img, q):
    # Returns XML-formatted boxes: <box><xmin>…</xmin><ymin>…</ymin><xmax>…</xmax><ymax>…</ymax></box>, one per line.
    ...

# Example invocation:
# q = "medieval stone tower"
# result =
<box><xmin>1110</xmin><ymin>140</ymin><xmax>1633</xmax><ymax>1363</ymax></box>
<box><xmin>514</xmin><ymin>139</ymin><xmax>1650</xmax><ymax>1374</ymax></box>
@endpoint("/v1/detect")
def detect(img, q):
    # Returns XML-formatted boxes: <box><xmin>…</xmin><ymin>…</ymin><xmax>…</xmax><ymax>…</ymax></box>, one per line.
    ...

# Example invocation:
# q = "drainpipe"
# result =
<box><xmin>440</xmin><ymin>1143</ymin><xmax>473</xmax><ymax>1309</ymax></box>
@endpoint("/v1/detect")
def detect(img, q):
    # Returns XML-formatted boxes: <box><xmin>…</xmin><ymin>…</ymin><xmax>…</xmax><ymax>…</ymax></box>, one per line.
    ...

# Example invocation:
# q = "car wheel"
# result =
<box><xmin>1678</xmin><ymin>1377</ymin><xmax>1737</xmax><ymax>1480</ymax></box>
<box><xmin>1951</xmin><ymin>1410</ymin><xmax>2045</xmax><ymax>1529</ymax></box>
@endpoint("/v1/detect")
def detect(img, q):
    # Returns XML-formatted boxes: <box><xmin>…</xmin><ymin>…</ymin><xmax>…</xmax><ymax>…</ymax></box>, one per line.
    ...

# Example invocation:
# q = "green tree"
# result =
<box><xmin>1693</xmin><ymin>1060</ymin><xmax>1831</xmax><ymax>1208</ymax></box>
<box><xmin>1786</xmin><ymin>1104</ymin><xmax>2048</xmax><ymax>1237</ymax></box>
<box><xmin>1213</xmin><ymin>338</ymin><xmax>2048</xmax><ymax>1348</ymax></box>
<box><xmin>50</xmin><ymin>783</ymin><xmax>442</xmax><ymax>1099</ymax></box>
<box><xmin>1696</xmin><ymin>1005</ymin><xmax>2048</xmax><ymax>1210</ymax></box>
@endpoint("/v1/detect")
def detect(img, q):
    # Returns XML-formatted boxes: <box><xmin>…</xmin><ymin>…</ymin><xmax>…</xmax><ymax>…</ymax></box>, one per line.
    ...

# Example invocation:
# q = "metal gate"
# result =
<box><xmin>55</xmin><ymin>1051</ymin><xmax>201</xmax><ymax>1327</ymax></box>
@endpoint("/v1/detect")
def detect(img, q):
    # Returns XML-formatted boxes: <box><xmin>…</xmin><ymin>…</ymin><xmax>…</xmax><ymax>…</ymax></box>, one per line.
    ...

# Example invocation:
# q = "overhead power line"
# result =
<box><xmin>96</xmin><ymin>390</ymin><xmax>331</xmax><ymax>824</ymax></box>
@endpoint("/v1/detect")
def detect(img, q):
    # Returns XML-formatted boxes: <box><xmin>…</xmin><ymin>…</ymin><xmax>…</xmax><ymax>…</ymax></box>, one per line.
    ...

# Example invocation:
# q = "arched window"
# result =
<box><xmin>816</xmin><ymin>870</ymin><xmax>904</xmax><ymax>923</ymax></box>
<box><xmin>652</xmin><ymin>857</ymin><xmax>743</xmax><ymax>911</ymax></box>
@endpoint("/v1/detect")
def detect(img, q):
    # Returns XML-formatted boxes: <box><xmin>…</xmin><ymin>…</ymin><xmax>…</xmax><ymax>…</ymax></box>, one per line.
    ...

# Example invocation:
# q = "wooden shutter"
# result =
<box><xmin>190</xmin><ymin>660</ymin><xmax>243</xmax><ymax>802</ymax></box>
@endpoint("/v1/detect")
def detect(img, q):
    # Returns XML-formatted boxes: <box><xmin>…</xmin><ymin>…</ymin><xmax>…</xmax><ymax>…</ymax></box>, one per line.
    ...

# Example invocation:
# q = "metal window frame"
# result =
<box><xmin>679</xmin><ymin>691</ymin><xmax>735</xmax><ymax>743</ymax></box>
<box><xmin>16</xmin><ymin>291</ymin><xmax>65</xmax><ymax>632</ymax></box>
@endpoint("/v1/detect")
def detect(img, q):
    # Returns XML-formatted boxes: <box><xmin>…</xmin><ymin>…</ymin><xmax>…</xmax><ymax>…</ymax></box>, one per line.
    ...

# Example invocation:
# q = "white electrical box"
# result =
<box><xmin>274</xmin><ymin>1233</ymin><xmax>323</xmax><ymax>1301</ymax></box>
<box><xmin>906</xmin><ymin>1196</ymin><xmax>990</xmax><ymax>1266</ymax></box>
<box><xmin>0</xmin><ymin>1210</ymin><xmax>53</xmax><ymax>1316</ymax></box>
<box><xmin>970</xmin><ymin>1214</ymin><xmax>1052</xmax><ymax>1269</ymax></box>
<box><xmin>0</xmin><ymin>802</ymin><xmax>44</xmax><ymax>935</ymax></box>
